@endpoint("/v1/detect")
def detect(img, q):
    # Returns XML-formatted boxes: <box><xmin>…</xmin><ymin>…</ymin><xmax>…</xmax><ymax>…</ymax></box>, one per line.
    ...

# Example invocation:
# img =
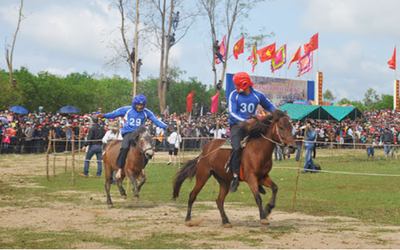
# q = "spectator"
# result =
<box><xmin>79</xmin><ymin>117</ymin><xmax>106</xmax><ymax>178</ymax></box>
<box><xmin>381</xmin><ymin>127</ymin><xmax>393</xmax><ymax>158</ymax></box>
<box><xmin>168</xmin><ymin>33</ymin><xmax>176</xmax><ymax>48</ymax></box>
<box><xmin>364</xmin><ymin>133</ymin><xmax>374</xmax><ymax>161</ymax></box>
<box><xmin>302</xmin><ymin>122</ymin><xmax>317</xmax><ymax>173</ymax></box>
<box><xmin>214</xmin><ymin>40</ymin><xmax>224</xmax><ymax>63</ymax></box>
<box><xmin>136</xmin><ymin>59</ymin><xmax>143</xmax><ymax>76</ymax></box>
<box><xmin>164</xmin><ymin>106</ymin><xmax>170</xmax><ymax>117</ymax></box>
<box><xmin>167</xmin><ymin>126</ymin><xmax>181</xmax><ymax>166</ymax></box>
<box><xmin>130</xmin><ymin>47</ymin><xmax>135</xmax><ymax>63</ymax></box>
<box><xmin>172</xmin><ymin>11</ymin><xmax>179</xmax><ymax>30</ymax></box>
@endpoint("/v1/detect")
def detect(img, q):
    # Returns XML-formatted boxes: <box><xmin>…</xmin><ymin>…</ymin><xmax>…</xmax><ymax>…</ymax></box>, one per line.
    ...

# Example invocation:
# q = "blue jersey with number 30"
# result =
<box><xmin>228</xmin><ymin>87</ymin><xmax>277</xmax><ymax>125</ymax></box>
<box><xmin>103</xmin><ymin>107</ymin><xmax>168</xmax><ymax>135</ymax></box>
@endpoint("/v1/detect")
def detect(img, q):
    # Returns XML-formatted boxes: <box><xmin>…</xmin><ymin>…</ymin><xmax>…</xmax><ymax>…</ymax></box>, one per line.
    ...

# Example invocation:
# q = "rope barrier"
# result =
<box><xmin>273</xmin><ymin>166</ymin><xmax>400</xmax><ymax>177</ymax></box>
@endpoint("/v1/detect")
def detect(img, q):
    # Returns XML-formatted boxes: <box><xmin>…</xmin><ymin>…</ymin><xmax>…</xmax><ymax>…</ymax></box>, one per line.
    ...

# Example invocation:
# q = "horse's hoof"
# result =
<box><xmin>121</xmin><ymin>195</ymin><xmax>127</xmax><ymax>199</ymax></box>
<box><xmin>134</xmin><ymin>196</ymin><xmax>140</xmax><ymax>201</ymax></box>
<box><xmin>260</xmin><ymin>219</ymin><xmax>270</xmax><ymax>225</ymax></box>
<box><xmin>107</xmin><ymin>204</ymin><xmax>114</xmax><ymax>209</ymax></box>
<box><xmin>223</xmin><ymin>223</ymin><xmax>232</xmax><ymax>228</ymax></box>
<box><xmin>185</xmin><ymin>219</ymin><xmax>204</xmax><ymax>227</ymax></box>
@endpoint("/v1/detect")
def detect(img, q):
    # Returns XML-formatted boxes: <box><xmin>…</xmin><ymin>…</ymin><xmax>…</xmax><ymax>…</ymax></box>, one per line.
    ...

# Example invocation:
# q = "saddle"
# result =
<box><xmin>220</xmin><ymin>136</ymin><xmax>249</xmax><ymax>150</ymax></box>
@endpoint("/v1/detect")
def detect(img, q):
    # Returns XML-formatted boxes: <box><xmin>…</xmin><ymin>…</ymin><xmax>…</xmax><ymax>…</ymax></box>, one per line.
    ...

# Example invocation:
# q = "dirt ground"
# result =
<box><xmin>1</xmin><ymin>153</ymin><xmax>400</xmax><ymax>249</ymax></box>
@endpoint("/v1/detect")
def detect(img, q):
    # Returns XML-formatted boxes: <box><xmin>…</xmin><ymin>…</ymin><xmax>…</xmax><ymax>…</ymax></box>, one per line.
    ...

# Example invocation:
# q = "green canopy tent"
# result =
<box><xmin>279</xmin><ymin>103</ymin><xmax>365</xmax><ymax>121</ymax></box>
<box><xmin>320</xmin><ymin>105</ymin><xmax>364</xmax><ymax>121</ymax></box>
<box><xmin>279</xmin><ymin>103</ymin><xmax>331</xmax><ymax>120</ymax></box>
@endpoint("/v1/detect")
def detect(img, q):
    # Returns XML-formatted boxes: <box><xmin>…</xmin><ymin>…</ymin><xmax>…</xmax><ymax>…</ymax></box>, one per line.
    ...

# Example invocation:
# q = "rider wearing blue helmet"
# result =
<box><xmin>96</xmin><ymin>94</ymin><xmax>168</xmax><ymax>178</ymax></box>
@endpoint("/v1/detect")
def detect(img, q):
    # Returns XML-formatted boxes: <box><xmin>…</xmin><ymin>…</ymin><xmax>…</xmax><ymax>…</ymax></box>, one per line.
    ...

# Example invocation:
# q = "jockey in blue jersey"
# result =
<box><xmin>228</xmin><ymin>72</ymin><xmax>277</xmax><ymax>192</ymax></box>
<box><xmin>96</xmin><ymin>94</ymin><xmax>168</xmax><ymax>178</ymax></box>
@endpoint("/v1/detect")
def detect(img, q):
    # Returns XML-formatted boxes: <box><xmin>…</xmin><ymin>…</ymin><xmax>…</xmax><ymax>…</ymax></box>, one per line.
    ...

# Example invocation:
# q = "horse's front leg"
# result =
<box><xmin>137</xmin><ymin>169</ymin><xmax>147</xmax><ymax>192</ymax></box>
<box><xmin>126</xmin><ymin>171</ymin><xmax>140</xmax><ymax>200</ymax></box>
<box><xmin>260</xmin><ymin>176</ymin><xmax>278</xmax><ymax>217</ymax></box>
<box><xmin>104</xmin><ymin>163</ymin><xmax>114</xmax><ymax>208</ymax></box>
<box><xmin>247</xmin><ymin>176</ymin><xmax>269</xmax><ymax>225</ymax></box>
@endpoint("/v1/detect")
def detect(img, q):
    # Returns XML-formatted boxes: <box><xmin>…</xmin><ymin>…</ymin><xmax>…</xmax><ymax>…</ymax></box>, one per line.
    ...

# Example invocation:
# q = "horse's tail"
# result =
<box><xmin>172</xmin><ymin>155</ymin><xmax>199</xmax><ymax>200</ymax></box>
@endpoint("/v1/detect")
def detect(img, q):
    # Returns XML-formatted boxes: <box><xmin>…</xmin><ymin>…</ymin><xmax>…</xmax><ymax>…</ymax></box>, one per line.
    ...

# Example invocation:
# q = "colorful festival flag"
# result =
<box><xmin>210</xmin><ymin>92</ymin><xmax>219</xmax><ymax>114</ymax></box>
<box><xmin>233</xmin><ymin>37</ymin><xmax>244</xmax><ymax>59</ymax></box>
<box><xmin>215</xmin><ymin>35</ymin><xmax>227</xmax><ymax>65</ymax></box>
<box><xmin>186</xmin><ymin>91</ymin><xmax>194</xmax><ymax>113</ymax></box>
<box><xmin>157</xmin><ymin>131</ymin><xmax>163</xmax><ymax>142</ymax></box>
<box><xmin>388</xmin><ymin>46</ymin><xmax>396</xmax><ymax>70</ymax></box>
<box><xmin>271</xmin><ymin>44</ymin><xmax>287</xmax><ymax>73</ymax></box>
<box><xmin>257</xmin><ymin>43</ymin><xmax>276</xmax><ymax>62</ymax></box>
<box><xmin>247</xmin><ymin>41</ymin><xmax>258</xmax><ymax>73</ymax></box>
<box><xmin>297</xmin><ymin>53</ymin><xmax>313</xmax><ymax>76</ymax></box>
<box><xmin>288</xmin><ymin>46</ymin><xmax>302</xmax><ymax>69</ymax></box>
<box><xmin>304</xmin><ymin>33</ymin><xmax>319</xmax><ymax>55</ymax></box>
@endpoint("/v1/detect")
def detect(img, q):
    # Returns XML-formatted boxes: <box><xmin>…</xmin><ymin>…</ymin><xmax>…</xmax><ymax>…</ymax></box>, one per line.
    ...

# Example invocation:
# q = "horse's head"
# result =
<box><xmin>271</xmin><ymin>110</ymin><xmax>296</xmax><ymax>155</ymax></box>
<box><xmin>130</xmin><ymin>126</ymin><xmax>154</xmax><ymax>159</ymax></box>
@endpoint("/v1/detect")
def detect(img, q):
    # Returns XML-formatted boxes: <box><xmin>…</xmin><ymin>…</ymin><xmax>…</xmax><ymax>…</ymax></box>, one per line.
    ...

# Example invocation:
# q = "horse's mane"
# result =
<box><xmin>239</xmin><ymin>109</ymin><xmax>287</xmax><ymax>139</ymax></box>
<box><xmin>130</xmin><ymin>125</ymin><xmax>148</xmax><ymax>146</ymax></box>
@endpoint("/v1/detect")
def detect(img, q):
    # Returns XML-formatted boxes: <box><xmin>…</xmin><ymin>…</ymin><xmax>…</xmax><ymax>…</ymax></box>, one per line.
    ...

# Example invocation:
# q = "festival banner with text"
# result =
<box><xmin>250</xmin><ymin>76</ymin><xmax>308</xmax><ymax>106</ymax></box>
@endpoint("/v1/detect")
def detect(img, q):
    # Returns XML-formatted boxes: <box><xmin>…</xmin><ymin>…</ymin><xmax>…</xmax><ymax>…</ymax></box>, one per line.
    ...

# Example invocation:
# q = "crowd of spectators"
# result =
<box><xmin>1</xmin><ymin>106</ymin><xmax>400</xmax><ymax>157</ymax></box>
<box><xmin>0</xmin><ymin>105</ymin><xmax>230</xmax><ymax>155</ymax></box>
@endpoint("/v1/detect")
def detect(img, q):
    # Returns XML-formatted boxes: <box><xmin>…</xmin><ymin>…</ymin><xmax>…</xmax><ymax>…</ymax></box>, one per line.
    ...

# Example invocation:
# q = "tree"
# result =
<box><xmin>363</xmin><ymin>88</ymin><xmax>381</xmax><ymax>110</ymax></box>
<box><xmin>108</xmin><ymin>0</ymin><xmax>138</xmax><ymax>97</ymax></box>
<box><xmin>145</xmin><ymin>0</ymin><xmax>198</xmax><ymax>113</ymax></box>
<box><xmin>200</xmin><ymin>0</ymin><xmax>266</xmax><ymax>90</ymax></box>
<box><xmin>323</xmin><ymin>89</ymin><xmax>335</xmax><ymax>104</ymax></box>
<box><xmin>375</xmin><ymin>94</ymin><xmax>393</xmax><ymax>110</ymax></box>
<box><xmin>5</xmin><ymin>0</ymin><xmax>25</xmax><ymax>88</ymax></box>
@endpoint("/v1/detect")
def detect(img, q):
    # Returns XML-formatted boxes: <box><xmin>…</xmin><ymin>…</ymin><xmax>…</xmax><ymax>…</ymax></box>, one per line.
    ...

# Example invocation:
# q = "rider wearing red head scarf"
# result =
<box><xmin>228</xmin><ymin>72</ymin><xmax>277</xmax><ymax>192</ymax></box>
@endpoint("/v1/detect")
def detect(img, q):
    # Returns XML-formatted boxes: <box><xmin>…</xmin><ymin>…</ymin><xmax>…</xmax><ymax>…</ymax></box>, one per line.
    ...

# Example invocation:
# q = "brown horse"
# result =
<box><xmin>173</xmin><ymin>109</ymin><xmax>296</xmax><ymax>227</ymax></box>
<box><xmin>103</xmin><ymin>125</ymin><xmax>154</xmax><ymax>208</ymax></box>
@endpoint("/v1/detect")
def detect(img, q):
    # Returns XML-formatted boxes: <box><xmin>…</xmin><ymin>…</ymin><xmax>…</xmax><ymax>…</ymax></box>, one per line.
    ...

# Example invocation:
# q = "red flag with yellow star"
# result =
<box><xmin>288</xmin><ymin>45</ymin><xmax>302</xmax><ymax>69</ymax></box>
<box><xmin>233</xmin><ymin>37</ymin><xmax>244</xmax><ymax>59</ymax></box>
<box><xmin>304</xmin><ymin>33</ymin><xmax>318</xmax><ymax>55</ymax></box>
<box><xmin>257</xmin><ymin>43</ymin><xmax>276</xmax><ymax>62</ymax></box>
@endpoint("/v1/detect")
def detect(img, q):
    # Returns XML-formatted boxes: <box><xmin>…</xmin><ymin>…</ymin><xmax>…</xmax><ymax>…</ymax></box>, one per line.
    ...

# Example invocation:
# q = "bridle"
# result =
<box><xmin>134</xmin><ymin>132</ymin><xmax>154</xmax><ymax>155</ymax></box>
<box><xmin>260</xmin><ymin>116</ymin><xmax>290</xmax><ymax>147</ymax></box>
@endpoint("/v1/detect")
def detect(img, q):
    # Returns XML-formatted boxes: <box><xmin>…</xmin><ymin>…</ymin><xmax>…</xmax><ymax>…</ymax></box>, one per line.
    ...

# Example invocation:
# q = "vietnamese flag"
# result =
<box><xmin>304</xmin><ymin>33</ymin><xmax>319</xmax><ymax>55</ymax></box>
<box><xmin>388</xmin><ymin>46</ymin><xmax>396</xmax><ymax>70</ymax></box>
<box><xmin>233</xmin><ymin>37</ymin><xmax>244</xmax><ymax>59</ymax></box>
<box><xmin>210</xmin><ymin>92</ymin><xmax>219</xmax><ymax>114</ymax></box>
<box><xmin>257</xmin><ymin>43</ymin><xmax>276</xmax><ymax>62</ymax></box>
<box><xmin>288</xmin><ymin>46</ymin><xmax>302</xmax><ymax>69</ymax></box>
<box><xmin>186</xmin><ymin>91</ymin><xmax>194</xmax><ymax>112</ymax></box>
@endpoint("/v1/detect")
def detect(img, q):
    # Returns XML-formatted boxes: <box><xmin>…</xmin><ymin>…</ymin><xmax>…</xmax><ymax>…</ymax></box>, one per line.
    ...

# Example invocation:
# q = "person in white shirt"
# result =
<box><xmin>167</xmin><ymin>126</ymin><xmax>182</xmax><ymax>166</ymax></box>
<box><xmin>102</xmin><ymin>121</ymin><xmax>122</xmax><ymax>146</ymax></box>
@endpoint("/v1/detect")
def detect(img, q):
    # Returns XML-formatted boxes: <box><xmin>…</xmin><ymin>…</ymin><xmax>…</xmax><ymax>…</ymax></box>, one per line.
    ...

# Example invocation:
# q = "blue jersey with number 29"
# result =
<box><xmin>228</xmin><ymin>87</ymin><xmax>277</xmax><ymax>125</ymax></box>
<box><xmin>103</xmin><ymin>107</ymin><xmax>168</xmax><ymax>135</ymax></box>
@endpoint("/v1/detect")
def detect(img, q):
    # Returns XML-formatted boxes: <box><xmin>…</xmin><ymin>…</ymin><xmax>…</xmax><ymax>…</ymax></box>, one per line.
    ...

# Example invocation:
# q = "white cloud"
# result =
<box><xmin>302</xmin><ymin>0</ymin><xmax>400</xmax><ymax>38</ymax></box>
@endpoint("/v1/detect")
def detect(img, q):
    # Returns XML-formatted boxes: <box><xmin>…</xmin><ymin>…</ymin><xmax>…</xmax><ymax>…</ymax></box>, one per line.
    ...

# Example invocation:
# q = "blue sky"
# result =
<box><xmin>1</xmin><ymin>0</ymin><xmax>399</xmax><ymax>102</ymax></box>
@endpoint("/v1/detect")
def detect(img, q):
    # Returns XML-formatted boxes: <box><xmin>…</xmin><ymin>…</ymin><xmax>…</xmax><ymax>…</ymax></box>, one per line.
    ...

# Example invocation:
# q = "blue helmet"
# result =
<box><xmin>132</xmin><ymin>94</ymin><xmax>147</xmax><ymax>110</ymax></box>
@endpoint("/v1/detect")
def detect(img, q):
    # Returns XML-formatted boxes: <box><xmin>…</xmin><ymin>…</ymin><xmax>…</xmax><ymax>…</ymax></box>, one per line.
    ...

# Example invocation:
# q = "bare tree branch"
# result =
<box><xmin>5</xmin><ymin>0</ymin><xmax>25</xmax><ymax>88</ymax></box>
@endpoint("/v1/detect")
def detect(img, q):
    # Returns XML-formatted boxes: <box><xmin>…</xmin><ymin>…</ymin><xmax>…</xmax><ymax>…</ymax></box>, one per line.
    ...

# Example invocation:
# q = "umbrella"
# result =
<box><xmin>59</xmin><ymin>106</ymin><xmax>80</xmax><ymax>114</ymax></box>
<box><xmin>10</xmin><ymin>105</ymin><xmax>28</xmax><ymax>114</ymax></box>
<box><xmin>0</xmin><ymin>117</ymin><xmax>9</xmax><ymax>124</ymax></box>
<box><xmin>309</xmin><ymin>100</ymin><xmax>317</xmax><ymax>105</ymax></box>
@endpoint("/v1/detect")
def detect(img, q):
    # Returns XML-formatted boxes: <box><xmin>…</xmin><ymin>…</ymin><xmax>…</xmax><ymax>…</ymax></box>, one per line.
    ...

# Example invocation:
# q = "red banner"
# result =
<box><xmin>318</xmin><ymin>72</ymin><xmax>323</xmax><ymax>105</ymax></box>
